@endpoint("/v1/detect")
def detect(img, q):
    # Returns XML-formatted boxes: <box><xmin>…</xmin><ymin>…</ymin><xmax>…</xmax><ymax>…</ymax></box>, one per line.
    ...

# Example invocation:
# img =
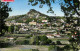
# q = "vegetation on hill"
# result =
<box><xmin>6</xmin><ymin>9</ymin><xmax>66</xmax><ymax>23</ymax></box>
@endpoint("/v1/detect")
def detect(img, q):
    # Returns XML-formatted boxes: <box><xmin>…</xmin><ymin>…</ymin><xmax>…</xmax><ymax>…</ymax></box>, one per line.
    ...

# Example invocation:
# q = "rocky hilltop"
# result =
<box><xmin>6</xmin><ymin>9</ymin><xmax>51</xmax><ymax>21</ymax></box>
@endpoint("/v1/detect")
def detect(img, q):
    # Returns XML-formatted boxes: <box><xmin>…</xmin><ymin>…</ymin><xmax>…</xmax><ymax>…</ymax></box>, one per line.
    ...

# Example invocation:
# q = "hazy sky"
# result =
<box><xmin>9</xmin><ymin>0</ymin><xmax>64</xmax><ymax>16</ymax></box>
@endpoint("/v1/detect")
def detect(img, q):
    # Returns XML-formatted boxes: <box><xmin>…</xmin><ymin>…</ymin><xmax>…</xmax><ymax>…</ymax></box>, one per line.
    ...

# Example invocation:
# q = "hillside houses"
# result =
<box><xmin>5</xmin><ymin>22</ymin><xmax>27</xmax><ymax>26</ymax></box>
<box><xmin>5</xmin><ymin>17</ymin><xmax>65</xmax><ymax>35</ymax></box>
<box><xmin>42</xmin><ymin>20</ymin><xmax>48</xmax><ymax>23</ymax></box>
<box><xmin>29</xmin><ymin>22</ymin><xmax>37</xmax><ymax>25</ymax></box>
<box><xmin>5</xmin><ymin>9</ymin><xmax>80</xmax><ymax>37</ymax></box>
<box><xmin>5</xmin><ymin>17</ymin><xmax>80</xmax><ymax>42</ymax></box>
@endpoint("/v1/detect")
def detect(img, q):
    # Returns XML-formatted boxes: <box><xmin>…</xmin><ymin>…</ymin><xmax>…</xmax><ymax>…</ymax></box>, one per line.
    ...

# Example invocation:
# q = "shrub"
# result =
<box><xmin>48</xmin><ymin>45</ymin><xmax>55</xmax><ymax>51</ymax></box>
<box><xmin>51</xmin><ymin>42</ymin><xmax>55</xmax><ymax>45</ymax></box>
<box><xmin>15</xmin><ymin>40</ymin><xmax>29</xmax><ymax>45</ymax></box>
<box><xmin>0</xmin><ymin>42</ymin><xmax>13</xmax><ymax>48</ymax></box>
<box><xmin>25</xmin><ymin>36</ymin><xmax>31</xmax><ymax>38</ymax></box>
<box><xmin>24</xmin><ymin>40</ymin><xmax>29</xmax><ymax>45</ymax></box>
<box><xmin>47</xmin><ymin>39</ymin><xmax>52</xmax><ymax>44</ymax></box>
<box><xmin>56</xmin><ymin>41</ymin><xmax>62</xmax><ymax>45</ymax></box>
<box><xmin>32</xmin><ymin>49</ymin><xmax>39</xmax><ymax>51</ymax></box>
<box><xmin>30</xmin><ymin>35</ymin><xmax>52</xmax><ymax>45</ymax></box>
<box><xmin>40</xmin><ymin>35</ymin><xmax>48</xmax><ymax>41</ymax></box>
<box><xmin>25</xmin><ymin>35</ymin><xmax>32</xmax><ymax>38</ymax></box>
<box><xmin>63</xmin><ymin>45</ymin><xmax>71</xmax><ymax>50</ymax></box>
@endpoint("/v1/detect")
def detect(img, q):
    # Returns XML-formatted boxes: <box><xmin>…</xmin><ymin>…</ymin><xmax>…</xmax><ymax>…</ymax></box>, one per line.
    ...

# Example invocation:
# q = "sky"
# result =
<box><xmin>9</xmin><ymin>0</ymin><xmax>64</xmax><ymax>16</ymax></box>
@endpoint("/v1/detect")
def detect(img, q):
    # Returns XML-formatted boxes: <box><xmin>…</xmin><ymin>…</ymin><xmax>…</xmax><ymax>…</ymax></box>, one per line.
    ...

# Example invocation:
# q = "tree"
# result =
<box><xmin>61</xmin><ymin>0</ymin><xmax>79</xmax><ymax>16</ymax></box>
<box><xmin>30</xmin><ymin>35</ymin><xmax>52</xmax><ymax>45</ymax></box>
<box><xmin>39</xmin><ymin>35</ymin><xmax>52</xmax><ymax>45</ymax></box>
<box><xmin>28</xmin><ymin>0</ymin><xmax>80</xmax><ymax>50</ymax></box>
<box><xmin>43</xmin><ymin>24</ymin><xmax>48</xmax><ymax>27</ymax></box>
<box><xmin>65</xmin><ymin>16</ymin><xmax>80</xmax><ymax>51</ymax></box>
<box><xmin>30</xmin><ymin>36</ymin><xmax>40</xmax><ymax>45</ymax></box>
<box><xmin>8</xmin><ymin>25</ymin><xmax>14</xmax><ymax>34</ymax></box>
<box><xmin>28</xmin><ymin>0</ymin><xmax>80</xmax><ymax>16</ymax></box>
<box><xmin>63</xmin><ymin>45</ymin><xmax>71</xmax><ymax>51</ymax></box>
<box><xmin>0</xmin><ymin>1</ymin><xmax>11</xmax><ymax>36</ymax></box>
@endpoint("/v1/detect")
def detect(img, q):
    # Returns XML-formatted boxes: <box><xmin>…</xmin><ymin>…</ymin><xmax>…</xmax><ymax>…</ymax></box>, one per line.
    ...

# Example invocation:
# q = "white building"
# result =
<box><xmin>46</xmin><ymin>34</ymin><xmax>54</xmax><ymax>38</ymax></box>
<box><xmin>42</xmin><ymin>20</ymin><xmax>48</xmax><ymax>23</ymax></box>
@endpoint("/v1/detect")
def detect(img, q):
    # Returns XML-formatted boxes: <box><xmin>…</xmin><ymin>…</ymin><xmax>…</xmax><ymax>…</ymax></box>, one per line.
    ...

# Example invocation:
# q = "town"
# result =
<box><xmin>0</xmin><ymin>0</ymin><xmax>80</xmax><ymax>51</ymax></box>
<box><xmin>5</xmin><ymin>9</ymin><xmax>80</xmax><ymax>38</ymax></box>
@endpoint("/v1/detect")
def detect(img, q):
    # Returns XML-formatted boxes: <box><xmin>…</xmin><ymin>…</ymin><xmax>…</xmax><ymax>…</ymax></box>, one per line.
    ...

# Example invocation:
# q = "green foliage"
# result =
<box><xmin>8</xmin><ymin>25</ymin><xmax>14</xmax><ymax>34</ymax></box>
<box><xmin>15</xmin><ymin>40</ymin><xmax>29</xmax><ymax>45</ymax></box>
<box><xmin>6</xmin><ymin>15</ymin><xmax>26</xmax><ymax>22</ymax></box>
<box><xmin>32</xmin><ymin>49</ymin><xmax>39</xmax><ymax>51</ymax></box>
<box><xmin>52</xmin><ymin>24</ymin><xmax>56</xmax><ymax>27</ymax></box>
<box><xmin>0</xmin><ymin>2</ymin><xmax>11</xmax><ymax>36</ymax></box>
<box><xmin>69</xmin><ymin>38</ymin><xmax>76</xmax><ymax>44</ymax></box>
<box><xmin>48</xmin><ymin>45</ymin><xmax>55</xmax><ymax>51</ymax></box>
<box><xmin>4</xmin><ymin>34</ymin><xmax>29</xmax><ymax>37</ymax></box>
<box><xmin>25</xmin><ymin>35</ymin><xmax>32</xmax><ymax>38</ymax></box>
<box><xmin>25</xmin><ymin>18</ymin><xmax>36</xmax><ymax>23</ymax></box>
<box><xmin>0</xmin><ymin>42</ymin><xmax>12</xmax><ymax>48</ymax></box>
<box><xmin>56</xmin><ymin>41</ymin><xmax>62</xmax><ymax>45</ymax></box>
<box><xmin>30</xmin><ymin>36</ymin><xmax>39</xmax><ymax>45</ymax></box>
<box><xmin>48</xmin><ymin>45</ymin><xmax>65</xmax><ymax>51</ymax></box>
<box><xmin>24</xmin><ymin>40</ymin><xmax>30</xmax><ymax>45</ymax></box>
<box><xmin>28</xmin><ymin>0</ymin><xmax>80</xmax><ymax>16</ymax></box>
<box><xmin>47</xmin><ymin>39</ymin><xmax>52</xmax><ymax>44</ymax></box>
<box><xmin>40</xmin><ymin>35</ymin><xmax>48</xmax><ymax>41</ymax></box>
<box><xmin>15</xmin><ymin>26</ymin><xmax>19</xmax><ymax>31</ymax></box>
<box><xmin>39</xmin><ymin>35</ymin><xmax>52</xmax><ymax>45</ymax></box>
<box><xmin>16</xmin><ymin>20</ymin><xmax>23</xmax><ymax>23</ymax></box>
<box><xmin>43</xmin><ymin>24</ymin><xmax>48</xmax><ymax>27</ymax></box>
<box><xmin>63</xmin><ymin>45</ymin><xmax>71</xmax><ymax>50</ymax></box>
<box><xmin>30</xmin><ymin>35</ymin><xmax>52</xmax><ymax>45</ymax></box>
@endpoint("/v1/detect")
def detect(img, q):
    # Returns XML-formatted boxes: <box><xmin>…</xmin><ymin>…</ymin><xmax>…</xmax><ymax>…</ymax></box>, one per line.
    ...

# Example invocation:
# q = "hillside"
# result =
<box><xmin>6</xmin><ymin>9</ymin><xmax>51</xmax><ymax>22</ymax></box>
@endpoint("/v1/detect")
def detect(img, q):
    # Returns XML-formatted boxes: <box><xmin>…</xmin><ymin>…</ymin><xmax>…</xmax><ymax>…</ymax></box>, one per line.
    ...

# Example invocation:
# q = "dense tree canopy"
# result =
<box><xmin>0</xmin><ymin>1</ymin><xmax>11</xmax><ymax>36</ymax></box>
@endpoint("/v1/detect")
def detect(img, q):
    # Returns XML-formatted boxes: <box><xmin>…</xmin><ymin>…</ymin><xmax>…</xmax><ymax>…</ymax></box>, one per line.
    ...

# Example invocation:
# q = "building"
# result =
<box><xmin>29</xmin><ymin>22</ymin><xmax>37</xmax><ymax>25</ymax></box>
<box><xmin>42</xmin><ymin>20</ymin><xmax>48</xmax><ymax>23</ymax></box>
<box><xmin>76</xmin><ymin>26</ymin><xmax>80</xmax><ymax>31</ymax></box>
<box><xmin>46</xmin><ymin>34</ymin><xmax>54</xmax><ymax>38</ymax></box>
<box><xmin>5</xmin><ymin>22</ymin><xmax>13</xmax><ymax>26</ymax></box>
<box><xmin>54</xmin><ymin>34</ymin><xmax>61</xmax><ymax>37</ymax></box>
